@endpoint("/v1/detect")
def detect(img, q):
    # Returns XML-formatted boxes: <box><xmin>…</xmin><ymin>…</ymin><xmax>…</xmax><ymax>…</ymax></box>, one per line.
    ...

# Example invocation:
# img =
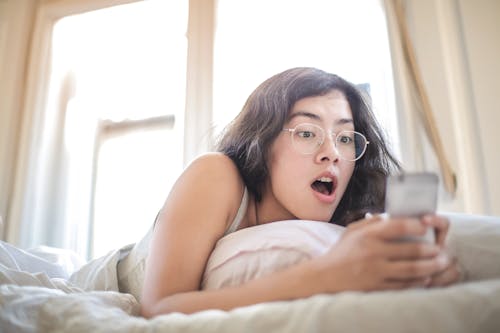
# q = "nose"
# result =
<box><xmin>315</xmin><ymin>134</ymin><xmax>340</xmax><ymax>163</ymax></box>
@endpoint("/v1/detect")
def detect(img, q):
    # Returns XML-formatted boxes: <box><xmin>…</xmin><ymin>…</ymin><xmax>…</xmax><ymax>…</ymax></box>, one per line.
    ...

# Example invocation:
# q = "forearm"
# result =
<box><xmin>142</xmin><ymin>259</ymin><xmax>324</xmax><ymax>317</ymax></box>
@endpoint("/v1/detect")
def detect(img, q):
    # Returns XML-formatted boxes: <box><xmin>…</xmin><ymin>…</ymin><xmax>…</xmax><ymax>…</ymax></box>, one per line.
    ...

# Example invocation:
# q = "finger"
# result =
<box><xmin>370</xmin><ymin>217</ymin><xmax>429</xmax><ymax>241</ymax></box>
<box><xmin>382</xmin><ymin>277</ymin><xmax>432</xmax><ymax>290</ymax></box>
<box><xmin>365</xmin><ymin>212</ymin><xmax>388</xmax><ymax>220</ymax></box>
<box><xmin>422</xmin><ymin>215</ymin><xmax>449</xmax><ymax>247</ymax></box>
<box><xmin>428</xmin><ymin>257</ymin><xmax>461</xmax><ymax>287</ymax></box>
<box><xmin>380</xmin><ymin>242</ymin><xmax>441</xmax><ymax>260</ymax></box>
<box><xmin>385</xmin><ymin>253</ymin><xmax>450</xmax><ymax>280</ymax></box>
<box><xmin>346</xmin><ymin>215</ymin><xmax>385</xmax><ymax>231</ymax></box>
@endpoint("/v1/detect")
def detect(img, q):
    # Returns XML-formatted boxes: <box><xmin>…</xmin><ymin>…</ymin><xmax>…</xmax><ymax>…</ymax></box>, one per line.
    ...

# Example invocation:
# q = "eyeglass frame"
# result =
<box><xmin>282</xmin><ymin>122</ymin><xmax>370</xmax><ymax>161</ymax></box>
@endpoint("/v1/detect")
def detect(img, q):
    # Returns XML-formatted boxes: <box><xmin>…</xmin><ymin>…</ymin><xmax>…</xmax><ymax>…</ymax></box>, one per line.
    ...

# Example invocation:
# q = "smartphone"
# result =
<box><xmin>385</xmin><ymin>172</ymin><xmax>439</xmax><ymax>243</ymax></box>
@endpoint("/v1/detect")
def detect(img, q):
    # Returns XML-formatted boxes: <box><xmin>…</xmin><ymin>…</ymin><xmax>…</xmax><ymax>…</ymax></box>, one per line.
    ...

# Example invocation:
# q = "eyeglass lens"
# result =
<box><xmin>291</xmin><ymin>123</ymin><xmax>367</xmax><ymax>160</ymax></box>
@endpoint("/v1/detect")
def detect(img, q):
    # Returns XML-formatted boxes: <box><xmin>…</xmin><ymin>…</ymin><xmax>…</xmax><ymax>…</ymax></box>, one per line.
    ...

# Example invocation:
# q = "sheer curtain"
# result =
<box><xmin>383</xmin><ymin>0</ymin><xmax>457</xmax><ymax>195</ymax></box>
<box><xmin>0</xmin><ymin>0</ymin><xmax>37</xmax><ymax>242</ymax></box>
<box><xmin>6</xmin><ymin>0</ymin><xmax>201</xmax><ymax>258</ymax></box>
<box><xmin>5</xmin><ymin>0</ymin><xmax>151</xmax><ymax>251</ymax></box>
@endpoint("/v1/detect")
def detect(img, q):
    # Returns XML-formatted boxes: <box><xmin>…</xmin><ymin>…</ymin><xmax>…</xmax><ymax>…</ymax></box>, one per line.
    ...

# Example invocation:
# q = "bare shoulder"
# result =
<box><xmin>161</xmin><ymin>152</ymin><xmax>244</xmax><ymax>233</ymax></box>
<box><xmin>182</xmin><ymin>153</ymin><xmax>242</xmax><ymax>194</ymax></box>
<box><xmin>186</xmin><ymin>152</ymin><xmax>240</xmax><ymax>179</ymax></box>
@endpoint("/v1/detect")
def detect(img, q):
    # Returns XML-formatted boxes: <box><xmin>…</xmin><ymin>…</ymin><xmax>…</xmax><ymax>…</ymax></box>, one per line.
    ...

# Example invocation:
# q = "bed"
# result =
<box><xmin>1</xmin><ymin>212</ymin><xmax>500</xmax><ymax>332</ymax></box>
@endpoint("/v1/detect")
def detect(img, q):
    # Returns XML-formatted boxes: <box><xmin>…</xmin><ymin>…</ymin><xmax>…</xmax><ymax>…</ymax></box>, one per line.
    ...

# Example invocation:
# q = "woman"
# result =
<box><xmin>141</xmin><ymin>67</ymin><xmax>459</xmax><ymax>317</ymax></box>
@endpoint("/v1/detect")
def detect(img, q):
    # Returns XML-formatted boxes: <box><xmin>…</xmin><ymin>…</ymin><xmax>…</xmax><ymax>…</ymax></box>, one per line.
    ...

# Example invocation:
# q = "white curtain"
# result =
<box><xmin>383</xmin><ymin>0</ymin><xmax>457</xmax><ymax>195</ymax></box>
<box><xmin>4</xmin><ymin>0</ymin><xmax>143</xmax><ymax>248</ymax></box>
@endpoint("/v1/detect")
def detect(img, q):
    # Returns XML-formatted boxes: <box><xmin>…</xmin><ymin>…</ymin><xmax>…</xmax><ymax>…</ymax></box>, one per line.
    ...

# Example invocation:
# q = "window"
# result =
<box><xmin>213</xmin><ymin>0</ymin><xmax>400</xmax><ymax>157</ymax></box>
<box><xmin>36</xmin><ymin>0</ymin><xmax>397</xmax><ymax>259</ymax></box>
<box><xmin>48</xmin><ymin>0</ymin><xmax>187</xmax><ymax>258</ymax></box>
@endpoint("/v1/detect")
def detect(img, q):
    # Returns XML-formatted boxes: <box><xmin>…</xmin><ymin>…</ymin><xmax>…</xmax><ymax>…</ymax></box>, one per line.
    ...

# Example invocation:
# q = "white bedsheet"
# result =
<box><xmin>2</xmin><ymin>275</ymin><xmax>500</xmax><ymax>332</ymax></box>
<box><xmin>1</xmin><ymin>212</ymin><xmax>500</xmax><ymax>332</ymax></box>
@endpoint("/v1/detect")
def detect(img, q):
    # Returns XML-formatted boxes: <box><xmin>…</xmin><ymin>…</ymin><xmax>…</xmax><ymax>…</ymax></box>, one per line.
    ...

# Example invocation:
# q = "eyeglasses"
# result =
<box><xmin>282</xmin><ymin>123</ymin><xmax>369</xmax><ymax>161</ymax></box>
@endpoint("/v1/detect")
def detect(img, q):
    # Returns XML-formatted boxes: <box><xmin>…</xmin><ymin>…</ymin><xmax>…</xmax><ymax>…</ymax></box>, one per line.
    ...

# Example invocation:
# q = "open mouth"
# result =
<box><xmin>311</xmin><ymin>177</ymin><xmax>335</xmax><ymax>196</ymax></box>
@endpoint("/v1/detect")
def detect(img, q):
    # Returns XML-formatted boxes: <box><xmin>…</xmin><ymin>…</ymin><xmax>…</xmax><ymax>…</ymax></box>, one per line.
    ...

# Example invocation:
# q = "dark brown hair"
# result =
<box><xmin>216</xmin><ymin>67</ymin><xmax>401</xmax><ymax>226</ymax></box>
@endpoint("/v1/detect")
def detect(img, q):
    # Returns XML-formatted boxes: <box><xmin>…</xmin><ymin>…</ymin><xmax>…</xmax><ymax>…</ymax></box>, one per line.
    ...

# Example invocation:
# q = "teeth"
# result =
<box><xmin>317</xmin><ymin>177</ymin><xmax>333</xmax><ymax>182</ymax></box>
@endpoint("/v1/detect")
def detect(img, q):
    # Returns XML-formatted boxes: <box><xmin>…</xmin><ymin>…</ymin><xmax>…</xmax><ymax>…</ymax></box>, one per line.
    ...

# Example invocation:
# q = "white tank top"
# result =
<box><xmin>223</xmin><ymin>187</ymin><xmax>248</xmax><ymax>236</ymax></box>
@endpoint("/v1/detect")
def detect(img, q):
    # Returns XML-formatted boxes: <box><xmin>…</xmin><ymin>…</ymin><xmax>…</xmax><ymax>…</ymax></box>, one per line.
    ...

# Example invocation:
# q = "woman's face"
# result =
<box><xmin>265</xmin><ymin>90</ymin><xmax>356</xmax><ymax>222</ymax></box>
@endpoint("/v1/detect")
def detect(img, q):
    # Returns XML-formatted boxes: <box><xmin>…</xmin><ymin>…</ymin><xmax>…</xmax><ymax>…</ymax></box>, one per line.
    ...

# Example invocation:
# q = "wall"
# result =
<box><xmin>404</xmin><ymin>0</ymin><xmax>499</xmax><ymax>215</ymax></box>
<box><xmin>458</xmin><ymin>0</ymin><xmax>500</xmax><ymax>215</ymax></box>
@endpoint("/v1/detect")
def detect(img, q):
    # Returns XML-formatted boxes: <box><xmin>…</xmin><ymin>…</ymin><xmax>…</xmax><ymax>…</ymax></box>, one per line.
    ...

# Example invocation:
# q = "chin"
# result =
<box><xmin>303</xmin><ymin>212</ymin><xmax>334</xmax><ymax>223</ymax></box>
<box><xmin>296</xmin><ymin>201</ymin><xmax>338</xmax><ymax>222</ymax></box>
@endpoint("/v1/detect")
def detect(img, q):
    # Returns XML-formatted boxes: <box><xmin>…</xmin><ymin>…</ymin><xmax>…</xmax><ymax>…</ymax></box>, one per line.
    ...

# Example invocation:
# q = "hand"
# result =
<box><xmin>416</xmin><ymin>214</ymin><xmax>461</xmax><ymax>287</ymax></box>
<box><xmin>316</xmin><ymin>215</ymin><xmax>450</xmax><ymax>292</ymax></box>
<box><xmin>421</xmin><ymin>214</ymin><xmax>450</xmax><ymax>248</ymax></box>
<box><xmin>426</xmin><ymin>249</ymin><xmax>462</xmax><ymax>287</ymax></box>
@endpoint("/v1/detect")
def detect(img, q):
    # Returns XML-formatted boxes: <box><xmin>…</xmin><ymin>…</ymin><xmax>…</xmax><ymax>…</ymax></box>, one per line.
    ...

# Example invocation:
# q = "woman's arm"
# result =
<box><xmin>140</xmin><ymin>153</ymin><xmax>248</xmax><ymax>315</ymax></box>
<box><xmin>140</xmin><ymin>154</ymin><xmax>455</xmax><ymax>316</ymax></box>
<box><xmin>141</xmin><ymin>153</ymin><xmax>339</xmax><ymax>315</ymax></box>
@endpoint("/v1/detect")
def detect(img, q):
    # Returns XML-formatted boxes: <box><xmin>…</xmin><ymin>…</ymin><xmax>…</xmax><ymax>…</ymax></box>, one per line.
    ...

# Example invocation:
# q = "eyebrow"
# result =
<box><xmin>289</xmin><ymin>111</ymin><xmax>354</xmax><ymax>125</ymax></box>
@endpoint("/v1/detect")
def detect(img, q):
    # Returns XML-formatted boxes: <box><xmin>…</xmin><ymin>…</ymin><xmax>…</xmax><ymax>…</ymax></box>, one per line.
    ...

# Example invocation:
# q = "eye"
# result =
<box><xmin>338</xmin><ymin>134</ymin><xmax>354</xmax><ymax>145</ymax></box>
<box><xmin>297</xmin><ymin>130</ymin><xmax>316</xmax><ymax>139</ymax></box>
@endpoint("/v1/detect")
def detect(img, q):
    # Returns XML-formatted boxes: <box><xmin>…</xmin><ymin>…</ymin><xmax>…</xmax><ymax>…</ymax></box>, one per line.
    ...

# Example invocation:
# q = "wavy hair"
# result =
<box><xmin>216</xmin><ymin>67</ymin><xmax>401</xmax><ymax>226</ymax></box>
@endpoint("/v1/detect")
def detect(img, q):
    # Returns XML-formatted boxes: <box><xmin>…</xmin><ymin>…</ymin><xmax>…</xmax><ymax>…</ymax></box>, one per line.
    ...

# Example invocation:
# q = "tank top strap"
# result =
<box><xmin>223</xmin><ymin>186</ymin><xmax>248</xmax><ymax>236</ymax></box>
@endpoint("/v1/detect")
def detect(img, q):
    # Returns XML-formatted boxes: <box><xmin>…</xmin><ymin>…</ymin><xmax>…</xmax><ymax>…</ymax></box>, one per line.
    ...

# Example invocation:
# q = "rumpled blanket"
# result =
<box><xmin>1</xmin><ymin>212</ymin><xmax>500</xmax><ymax>333</ymax></box>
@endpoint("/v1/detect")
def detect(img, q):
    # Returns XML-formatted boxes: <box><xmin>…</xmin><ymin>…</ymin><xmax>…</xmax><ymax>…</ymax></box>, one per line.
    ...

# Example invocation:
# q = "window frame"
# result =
<box><xmin>9</xmin><ymin>0</ymin><xmax>214</xmax><ymax>256</ymax></box>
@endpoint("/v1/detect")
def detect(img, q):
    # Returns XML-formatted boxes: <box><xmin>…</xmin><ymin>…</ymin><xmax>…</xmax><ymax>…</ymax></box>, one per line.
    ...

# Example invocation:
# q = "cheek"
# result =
<box><xmin>269</xmin><ymin>148</ymin><xmax>303</xmax><ymax>180</ymax></box>
<box><xmin>268</xmin><ymin>136</ymin><xmax>296</xmax><ymax>171</ymax></box>
<box><xmin>268</xmin><ymin>140</ymin><xmax>310</xmax><ymax>189</ymax></box>
<box><xmin>338</xmin><ymin>164</ymin><xmax>355</xmax><ymax>192</ymax></box>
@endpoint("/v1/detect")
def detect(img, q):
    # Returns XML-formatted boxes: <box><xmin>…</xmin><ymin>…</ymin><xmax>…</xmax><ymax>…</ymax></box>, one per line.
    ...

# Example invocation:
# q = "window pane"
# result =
<box><xmin>50</xmin><ymin>0</ymin><xmax>188</xmax><ymax>258</ymax></box>
<box><xmin>92</xmin><ymin>128</ymin><xmax>182</xmax><ymax>258</ymax></box>
<box><xmin>213</xmin><ymin>0</ymin><xmax>400</xmax><ymax>156</ymax></box>
<box><xmin>54</xmin><ymin>0</ymin><xmax>188</xmax><ymax>121</ymax></box>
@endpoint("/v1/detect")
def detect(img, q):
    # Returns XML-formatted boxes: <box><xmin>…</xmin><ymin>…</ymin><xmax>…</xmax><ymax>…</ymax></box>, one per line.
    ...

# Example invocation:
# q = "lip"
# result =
<box><xmin>311</xmin><ymin>171</ymin><xmax>338</xmax><ymax>204</ymax></box>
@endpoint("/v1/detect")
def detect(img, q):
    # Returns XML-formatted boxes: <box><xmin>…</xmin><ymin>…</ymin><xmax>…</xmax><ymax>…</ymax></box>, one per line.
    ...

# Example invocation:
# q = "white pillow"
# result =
<box><xmin>116</xmin><ymin>213</ymin><xmax>500</xmax><ymax>298</ymax></box>
<box><xmin>201</xmin><ymin>213</ymin><xmax>500</xmax><ymax>291</ymax></box>
<box><xmin>201</xmin><ymin>220</ymin><xmax>344</xmax><ymax>290</ymax></box>
<box><xmin>443</xmin><ymin>212</ymin><xmax>500</xmax><ymax>281</ymax></box>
